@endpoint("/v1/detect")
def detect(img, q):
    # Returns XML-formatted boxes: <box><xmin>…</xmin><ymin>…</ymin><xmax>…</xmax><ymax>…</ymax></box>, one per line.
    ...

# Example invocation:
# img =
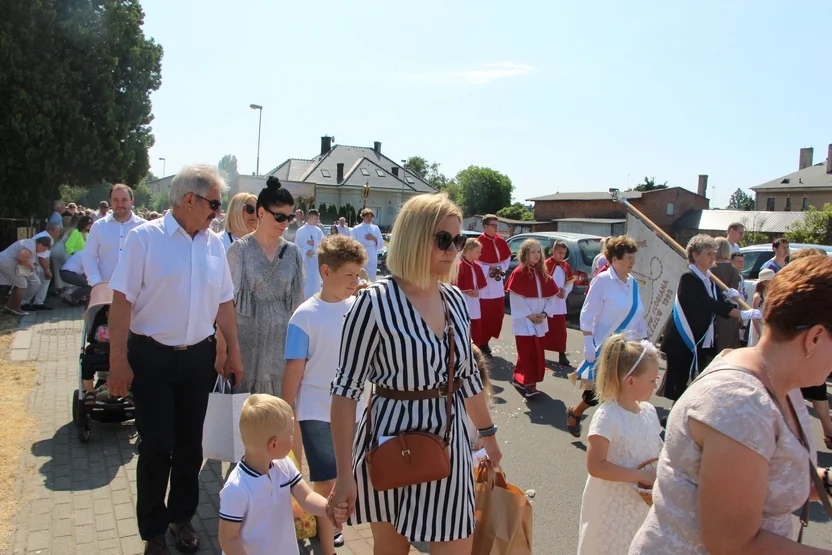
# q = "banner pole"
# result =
<box><xmin>611</xmin><ymin>190</ymin><xmax>751</xmax><ymax>311</ymax></box>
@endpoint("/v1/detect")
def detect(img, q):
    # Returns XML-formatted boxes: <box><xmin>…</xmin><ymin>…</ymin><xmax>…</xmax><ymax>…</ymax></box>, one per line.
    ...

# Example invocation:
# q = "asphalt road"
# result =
<box><xmin>486</xmin><ymin>314</ymin><xmax>832</xmax><ymax>554</ymax></box>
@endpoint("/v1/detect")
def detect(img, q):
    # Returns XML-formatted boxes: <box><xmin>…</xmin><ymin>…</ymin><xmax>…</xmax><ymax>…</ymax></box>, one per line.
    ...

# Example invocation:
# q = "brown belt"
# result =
<box><xmin>375</xmin><ymin>379</ymin><xmax>463</xmax><ymax>401</ymax></box>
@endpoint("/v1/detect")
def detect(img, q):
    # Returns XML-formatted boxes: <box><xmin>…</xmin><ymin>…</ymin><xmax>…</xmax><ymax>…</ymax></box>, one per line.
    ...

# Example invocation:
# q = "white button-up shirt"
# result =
<box><xmin>335</xmin><ymin>225</ymin><xmax>352</xmax><ymax>237</ymax></box>
<box><xmin>82</xmin><ymin>212</ymin><xmax>145</xmax><ymax>286</ymax></box>
<box><xmin>109</xmin><ymin>212</ymin><xmax>234</xmax><ymax>347</ymax></box>
<box><xmin>580</xmin><ymin>266</ymin><xmax>648</xmax><ymax>343</ymax></box>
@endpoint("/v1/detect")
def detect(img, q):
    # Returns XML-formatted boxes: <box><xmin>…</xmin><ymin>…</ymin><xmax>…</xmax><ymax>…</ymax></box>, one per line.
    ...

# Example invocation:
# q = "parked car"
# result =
<box><xmin>377</xmin><ymin>230</ymin><xmax>480</xmax><ymax>278</ymax></box>
<box><xmin>504</xmin><ymin>232</ymin><xmax>603</xmax><ymax>315</ymax></box>
<box><xmin>739</xmin><ymin>243</ymin><xmax>832</xmax><ymax>299</ymax></box>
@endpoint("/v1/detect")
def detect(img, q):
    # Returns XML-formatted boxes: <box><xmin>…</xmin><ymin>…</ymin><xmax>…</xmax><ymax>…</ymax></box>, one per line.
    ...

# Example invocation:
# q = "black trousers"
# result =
<box><xmin>662</xmin><ymin>347</ymin><xmax>715</xmax><ymax>402</ymax></box>
<box><xmin>128</xmin><ymin>333</ymin><xmax>216</xmax><ymax>540</ymax></box>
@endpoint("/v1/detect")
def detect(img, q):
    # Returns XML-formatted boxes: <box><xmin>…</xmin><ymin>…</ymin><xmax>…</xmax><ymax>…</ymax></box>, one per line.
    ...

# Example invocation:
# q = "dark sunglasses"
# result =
<box><xmin>243</xmin><ymin>204</ymin><xmax>256</xmax><ymax>215</ymax></box>
<box><xmin>262</xmin><ymin>206</ymin><xmax>295</xmax><ymax>224</ymax></box>
<box><xmin>435</xmin><ymin>231</ymin><xmax>467</xmax><ymax>252</ymax></box>
<box><xmin>193</xmin><ymin>194</ymin><xmax>222</xmax><ymax>211</ymax></box>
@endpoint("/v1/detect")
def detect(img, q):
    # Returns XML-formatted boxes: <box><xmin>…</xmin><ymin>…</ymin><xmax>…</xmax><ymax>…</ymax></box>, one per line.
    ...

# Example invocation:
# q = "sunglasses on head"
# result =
<box><xmin>435</xmin><ymin>231</ymin><xmax>467</xmax><ymax>252</ymax></box>
<box><xmin>262</xmin><ymin>206</ymin><xmax>295</xmax><ymax>224</ymax></box>
<box><xmin>193</xmin><ymin>194</ymin><xmax>222</xmax><ymax>211</ymax></box>
<box><xmin>243</xmin><ymin>204</ymin><xmax>256</xmax><ymax>215</ymax></box>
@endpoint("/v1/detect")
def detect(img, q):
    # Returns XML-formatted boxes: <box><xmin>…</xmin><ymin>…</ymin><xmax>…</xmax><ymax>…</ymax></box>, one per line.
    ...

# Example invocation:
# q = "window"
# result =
<box><xmin>666</xmin><ymin>202</ymin><xmax>675</xmax><ymax>216</ymax></box>
<box><xmin>766</xmin><ymin>197</ymin><xmax>775</xmax><ymax>211</ymax></box>
<box><xmin>785</xmin><ymin>197</ymin><xmax>792</xmax><ymax>211</ymax></box>
<box><xmin>578</xmin><ymin>239</ymin><xmax>601</xmax><ymax>265</ymax></box>
<box><xmin>360</xmin><ymin>168</ymin><xmax>370</xmax><ymax>176</ymax></box>
<box><xmin>802</xmin><ymin>197</ymin><xmax>809</xmax><ymax>211</ymax></box>
<box><xmin>320</xmin><ymin>169</ymin><xmax>331</xmax><ymax>178</ymax></box>
<box><xmin>376</xmin><ymin>169</ymin><xmax>385</xmax><ymax>177</ymax></box>
<box><xmin>405</xmin><ymin>176</ymin><xmax>415</xmax><ymax>184</ymax></box>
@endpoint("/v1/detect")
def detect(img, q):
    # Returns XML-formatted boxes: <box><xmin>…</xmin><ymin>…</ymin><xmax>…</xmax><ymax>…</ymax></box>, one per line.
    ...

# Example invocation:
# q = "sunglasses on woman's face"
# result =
<box><xmin>435</xmin><ymin>231</ymin><xmax>467</xmax><ymax>252</ymax></box>
<box><xmin>262</xmin><ymin>207</ymin><xmax>295</xmax><ymax>224</ymax></box>
<box><xmin>243</xmin><ymin>204</ymin><xmax>256</xmax><ymax>215</ymax></box>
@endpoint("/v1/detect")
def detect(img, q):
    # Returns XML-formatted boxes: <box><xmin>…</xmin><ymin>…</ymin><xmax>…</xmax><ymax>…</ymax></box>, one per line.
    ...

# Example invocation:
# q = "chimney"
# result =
<box><xmin>373</xmin><ymin>141</ymin><xmax>382</xmax><ymax>154</ymax></box>
<box><xmin>391</xmin><ymin>167</ymin><xmax>399</xmax><ymax>178</ymax></box>
<box><xmin>799</xmin><ymin>147</ymin><xmax>814</xmax><ymax>170</ymax></box>
<box><xmin>336</xmin><ymin>163</ymin><xmax>344</xmax><ymax>183</ymax></box>
<box><xmin>320</xmin><ymin>136</ymin><xmax>333</xmax><ymax>155</ymax></box>
<box><xmin>697</xmin><ymin>175</ymin><xmax>708</xmax><ymax>197</ymax></box>
<box><xmin>828</xmin><ymin>144</ymin><xmax>832</xmax><ymax>174</ymax></box>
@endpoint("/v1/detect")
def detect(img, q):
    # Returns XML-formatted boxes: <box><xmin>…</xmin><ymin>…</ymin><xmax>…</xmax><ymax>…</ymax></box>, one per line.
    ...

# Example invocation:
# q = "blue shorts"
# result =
<box><xmin>299</xmin><ymin>420</ymin><xmax>337</xmax><ymax>483</ymax></box>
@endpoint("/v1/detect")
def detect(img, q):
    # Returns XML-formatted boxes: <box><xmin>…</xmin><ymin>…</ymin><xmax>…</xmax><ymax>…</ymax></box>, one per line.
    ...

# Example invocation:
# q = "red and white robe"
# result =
<box><xmin>505</xmin><ymin>264</ymin><xmax>559</xmax><ymax>386</ymax></box>
<box><xmin>542</xmin><ymin>257</ymin><xmax>574</xmax><ymax>353</ymax></box>
<box><xmin>454</xmin><ymin>258</ymin><xmax>488</xmax><ymax>346</ymax></box>
<box><xmin>475</xmin><ymin>232</ymin><xmax>512</xmax><ymax>345</ymax></box>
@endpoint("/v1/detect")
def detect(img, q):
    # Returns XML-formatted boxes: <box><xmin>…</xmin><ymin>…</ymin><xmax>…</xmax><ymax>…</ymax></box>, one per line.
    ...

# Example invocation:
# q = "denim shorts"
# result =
<box><xmin>299</xmin><ymin>420</ymin><xmax>337</xmax><ymax>483</ymax></box>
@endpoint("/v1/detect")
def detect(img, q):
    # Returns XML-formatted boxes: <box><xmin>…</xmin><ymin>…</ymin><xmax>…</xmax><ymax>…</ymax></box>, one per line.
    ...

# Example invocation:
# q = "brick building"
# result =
<box><xmin>527</xmin><ymin>179</ymin><xmax>710</xmax><ymax>234</ymax></box>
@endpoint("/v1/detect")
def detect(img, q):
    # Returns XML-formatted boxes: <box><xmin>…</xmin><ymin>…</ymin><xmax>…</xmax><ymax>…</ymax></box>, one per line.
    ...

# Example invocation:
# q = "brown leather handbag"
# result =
<box><xmin>365</xmin><ymin>292</ymin><xmax>457</xmax><ymax>491</ymax></box>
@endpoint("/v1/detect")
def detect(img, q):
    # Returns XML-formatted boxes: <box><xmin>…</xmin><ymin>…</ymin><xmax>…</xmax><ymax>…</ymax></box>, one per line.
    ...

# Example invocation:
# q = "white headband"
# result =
<box><xmin>623</xmin><ymin>340</ymin><xmax>658</xmax><ymax>381</ymax></box>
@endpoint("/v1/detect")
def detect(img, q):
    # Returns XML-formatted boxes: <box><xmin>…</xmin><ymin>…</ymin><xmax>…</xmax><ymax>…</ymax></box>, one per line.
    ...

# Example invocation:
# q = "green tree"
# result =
<box><xmin>405</xmin><ymin>156</ymin><xmax>448</xmax><ymax>191</ymax></box>
<box><xmin>150</xmin><ymin>192</ymin><xmax>169</xmax><ymax>212</ymax></box>
<box><xmin>134</xmin><ymin>183</ymin><xmax>152</xmax><ymax>210</ymax></box>
<box><xmin>497</xmin><ymin>202</ymin><xmax>534</xmax><ymax>221</ymax></box>
<box><xmin>59</xmin><ymin>184</ymin><xmax>89</xmax><ymax>204</ymax></box>
<box><xmin>218</xmin><ymin>154</ymin><xmax>239</xmax><ymax>185</ymax></box>
<box><xmin>455</xmin><ymin>166</ymin><xmax>514</xmax><ymax>216</ymax></box>
<box><xmin>786</xmin><ymin>203</ymin><xmax>832</xmax><ymax>245</ymax></box>
<box><xmin>0</xmin><ymin>0</ymin><xmax>163</xmax><ymax>218</ymax></box>
<box><xmin>404</xmin><ymin>157</ymin><xmax>428</xmax><ymax>178</ymax></box>
<box><xmin>630</xmin><ymin>177</ymin><xmax>668</xmax><ymax>192</ymax></box>
<box><xmin>726</xmin><ymin>188</ymin><xmax>756</xmax><ymax>211</ymax></box>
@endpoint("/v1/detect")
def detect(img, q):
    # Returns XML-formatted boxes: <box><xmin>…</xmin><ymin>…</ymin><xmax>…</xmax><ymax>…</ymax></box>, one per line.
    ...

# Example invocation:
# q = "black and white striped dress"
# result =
<box><xmin>331</xmin><ymin>278</ymin><xmax>484</xmax><ymax>542</ymax></box>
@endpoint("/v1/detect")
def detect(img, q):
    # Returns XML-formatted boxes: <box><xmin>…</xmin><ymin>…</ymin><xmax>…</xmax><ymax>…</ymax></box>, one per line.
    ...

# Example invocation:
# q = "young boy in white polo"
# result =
<box><xmin>282</xmin><ymin>235</ymin><xmax>367</xmax><ymax>555</ymax></box>
<box><xmin>217</xmin><ymin>394</ymin><xmax>346</xmax><ymax>555</ymax></box>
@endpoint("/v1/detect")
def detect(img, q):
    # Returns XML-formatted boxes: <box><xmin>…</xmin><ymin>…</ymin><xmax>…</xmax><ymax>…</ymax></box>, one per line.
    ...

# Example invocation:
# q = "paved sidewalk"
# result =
<box><xmin>5</xmin><ymin>307</ymin><xmax>427</xmax><ymax>555</ymax></box>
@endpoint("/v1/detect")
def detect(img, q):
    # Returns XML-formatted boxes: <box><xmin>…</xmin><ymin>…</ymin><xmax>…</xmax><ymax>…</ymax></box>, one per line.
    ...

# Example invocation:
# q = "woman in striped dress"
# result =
<box><xmin>330</xmin><ymin>193</ymin><xmax>502</xmax><ymax>553</ymax></box>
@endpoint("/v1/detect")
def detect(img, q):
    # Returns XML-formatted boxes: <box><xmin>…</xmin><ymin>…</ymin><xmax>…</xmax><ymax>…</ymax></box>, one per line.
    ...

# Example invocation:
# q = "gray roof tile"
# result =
<box><xmin>751</xmin><ymin>160</ymin><xmax>832</xmax><ymax>191</ymax></box>
<box><xmin>673</xmin><ymin>209</ymin><xmax>807</xmax><ymax>233</ymax></box>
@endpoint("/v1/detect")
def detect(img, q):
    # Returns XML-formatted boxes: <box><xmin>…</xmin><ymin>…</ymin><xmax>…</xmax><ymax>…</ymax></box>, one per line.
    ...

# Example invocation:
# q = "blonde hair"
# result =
<box><xmin>517</xmin><ymin>238</ymin><xmax>551</xmax><ymax>280</ymax></box>
<box><xmin>471</xmin><ymin>344</ymin><xmax>492</xmax><ymax>402</ymax></box>
<box><xmin>386</xmin><ymin>193</ymin><xmax>463</xmax><ymax>288</ymax></box>
<box><xmin>239</xmin><ymin>394</ymin><xmax>294</xmax><ymax>447</ymax></box>
<box><xmin>714</xmin><ymin>237</ymin><xmax>732</xmax><ymax>260</ymax></box>
<box><xmin>225</xmin><ymin>193</ymin><xmax>257</xmax><ymax>237</ymax></box>
<box><xmin>462</xmin><ymin>238</ymin><xmax>482</xmax><ymax>255</ymax></box>
<box><xmin>594</xmin><ymin>334</ymin><xmax>660</xmax><ymax>403</ymax></box>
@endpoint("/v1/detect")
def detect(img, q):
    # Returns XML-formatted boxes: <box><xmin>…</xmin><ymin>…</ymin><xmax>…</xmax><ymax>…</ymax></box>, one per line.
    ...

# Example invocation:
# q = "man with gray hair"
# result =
<box><xmin>335</xmin><ymin>216</ymin><xmax>352</xmax><ymax>237</ymax></box>
<box><xmin>22</xmin><ymin>222</ymin><xmax>61</xmax><ymax>311</ymax></box>
<box><xmin>48</xmin><ymin>200</ymin><xmax>64</xmax><ymax>228</ymax></box>
<box><xmin>107</xmin><ymin>165</ymin><xmax>243</xmax><ymax>555</ymax></box>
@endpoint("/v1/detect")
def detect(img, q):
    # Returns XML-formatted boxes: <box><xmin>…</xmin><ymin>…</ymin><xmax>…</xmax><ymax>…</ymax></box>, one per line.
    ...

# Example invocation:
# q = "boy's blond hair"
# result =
<box><xmin>318</xmin><ymin>235</ymin><xmax>368</xmax><ymax>271</ymax></box>
<box><xmin>462</xmin><ymin>238</ymin><xmax>482</xmax><ymax>255</ymax></box>
<box><xmin>239</xmin><ymin>394</ymin><xmax>294</xmax><ymax>447</ymax></box>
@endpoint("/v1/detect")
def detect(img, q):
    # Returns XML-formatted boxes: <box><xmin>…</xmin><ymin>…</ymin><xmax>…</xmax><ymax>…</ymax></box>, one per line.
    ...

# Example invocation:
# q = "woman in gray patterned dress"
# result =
<box><xmin>226</xmin><ymin>177</ymin><xmax>303</xmax><ymax>395</ymax></box>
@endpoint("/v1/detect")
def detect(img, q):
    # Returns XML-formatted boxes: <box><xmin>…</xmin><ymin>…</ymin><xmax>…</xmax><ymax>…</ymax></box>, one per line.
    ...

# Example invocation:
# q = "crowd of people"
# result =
<box><xmin>2</xmin><ymin>165</ymin><xmax>832</xmax><ymax>555</ymax></box>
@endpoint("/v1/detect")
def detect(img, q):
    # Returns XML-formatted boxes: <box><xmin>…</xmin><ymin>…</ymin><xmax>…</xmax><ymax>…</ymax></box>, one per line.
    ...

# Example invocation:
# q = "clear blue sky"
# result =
<box><xmin>141</xmin><ymin>0</ymin><xmax>832</xmax><ymax>208</ymax></box>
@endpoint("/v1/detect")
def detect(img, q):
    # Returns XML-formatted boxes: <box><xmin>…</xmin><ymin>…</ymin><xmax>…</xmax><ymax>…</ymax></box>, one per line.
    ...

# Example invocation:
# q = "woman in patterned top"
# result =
<box><xmin>631</xmin><ymin>256</ymin><xmax>832</xmax><ymax>554</ymax></box>
<box><xmin>329</xmin><ymin>193</ymin><xmax>502</xmax><ymax>554</ymax></box>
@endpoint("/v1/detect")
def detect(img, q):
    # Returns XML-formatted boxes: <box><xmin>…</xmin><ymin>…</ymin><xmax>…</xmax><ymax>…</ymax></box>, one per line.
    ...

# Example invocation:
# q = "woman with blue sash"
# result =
<box><xmin>566</xmin><ymin>236</ymin><xmax>647</xmax><ymax>437</ymax></box>
<box><xmin>660</xmin><ymin>234</ymin><xmax>761</xmax><ymax>402</ymax></box>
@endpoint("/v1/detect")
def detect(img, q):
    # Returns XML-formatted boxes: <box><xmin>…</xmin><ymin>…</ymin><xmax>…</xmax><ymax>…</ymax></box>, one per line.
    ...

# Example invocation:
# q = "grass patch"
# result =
<box><xmin>0</xmin><ymin>333</ymin><xmax>37</xmax><ymax>548</ymax></box>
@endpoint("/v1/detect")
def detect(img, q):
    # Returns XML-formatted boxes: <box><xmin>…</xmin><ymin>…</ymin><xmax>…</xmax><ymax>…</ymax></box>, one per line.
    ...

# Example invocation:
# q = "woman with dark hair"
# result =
<box><xmin>226</xmin><ymin>177</ymin><xmax>304</xmax><ymax>395</ymax></box>
<box><xmin>65</xmin><ymin>215</ymin><xmax>92</xmax><ymax>255</ymax></box>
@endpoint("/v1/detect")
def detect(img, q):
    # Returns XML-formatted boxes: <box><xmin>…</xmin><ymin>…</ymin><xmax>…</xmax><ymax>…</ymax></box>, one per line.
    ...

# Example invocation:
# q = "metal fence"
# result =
<box><xmin>0</xmin><ymin>218</ymin><xmax>40</xmax><ymax>251</ymax></box>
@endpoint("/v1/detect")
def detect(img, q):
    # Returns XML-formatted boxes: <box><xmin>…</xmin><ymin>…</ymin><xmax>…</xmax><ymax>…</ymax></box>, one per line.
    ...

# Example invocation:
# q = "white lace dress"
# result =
<box><xmin>578</xmin><ymin>400</ymin><xmax>663</xmax><ymax>555</ymax></box>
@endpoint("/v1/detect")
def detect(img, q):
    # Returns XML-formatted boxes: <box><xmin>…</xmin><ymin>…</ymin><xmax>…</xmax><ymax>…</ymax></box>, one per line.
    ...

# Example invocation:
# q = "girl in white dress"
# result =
<box><xmin>578</xmin><ymin>334</ymin><xmax>663</xmax><ymax>555</ymax></box>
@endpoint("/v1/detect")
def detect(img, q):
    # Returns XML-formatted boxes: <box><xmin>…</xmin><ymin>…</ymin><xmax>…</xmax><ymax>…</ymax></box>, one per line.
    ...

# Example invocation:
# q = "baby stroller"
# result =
<box><xmin>71</xmin><ymin>283</ymin><xmax>135</xmax><ymax>442</ymax></box>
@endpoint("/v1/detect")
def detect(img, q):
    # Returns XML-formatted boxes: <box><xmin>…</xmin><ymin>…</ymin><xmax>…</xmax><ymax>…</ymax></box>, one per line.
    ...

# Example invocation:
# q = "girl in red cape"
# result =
<box><xmin>505</xmin><ymin>238</ymin><xmax>559</xmax><ymax>398</ymax></box>
<box><xmin>454</xmin><ymin>239</ymin><xmax>488</xmax><ymax>346</ymax></box>
<box><xmin>543</xmin><ymin>240</ymin><xmax>574</xmax><ymax>366</ymax></box>
<box><xmin>475</xmin><ymin>215</ymin><xmax>512</xmax><ymax>356</ymax></box>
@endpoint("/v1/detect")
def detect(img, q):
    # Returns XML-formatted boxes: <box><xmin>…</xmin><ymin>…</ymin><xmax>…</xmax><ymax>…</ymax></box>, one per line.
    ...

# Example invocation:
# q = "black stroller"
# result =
<box><xmin>71</xmin><ymin>283</ymin><xmax>135</xmax><ymax>442</ymax></box>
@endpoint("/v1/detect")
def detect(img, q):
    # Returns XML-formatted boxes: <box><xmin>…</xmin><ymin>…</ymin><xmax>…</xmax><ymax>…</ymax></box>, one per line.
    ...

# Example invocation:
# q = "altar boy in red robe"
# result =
<box><xmin>476</xmin><ymin>215</ymin><xmax>512</xmax><ymax>356</ymax></box>
<box><xmin>543</xmin><ymin>240</ymin><xmax>574</xmax><ymax>366</ymax></box>
<box><xmin>454</xmin><ymin>239</ymin><xmax>488</xmax><ymax>346</ymax></box>
<box><xmin>505</xmin><ymin>238</ymin><xmax>559</xmax><ymax>398</ymax></box>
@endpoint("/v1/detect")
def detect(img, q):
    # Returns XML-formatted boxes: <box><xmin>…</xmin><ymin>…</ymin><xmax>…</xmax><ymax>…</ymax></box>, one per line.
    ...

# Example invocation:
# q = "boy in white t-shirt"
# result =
<box><xmin>218</xmin><ymin>394</ymin><xmax>347</xmax><ymax>555</ymax></box>
<box><xmin>282</xmin><ymin>235</ymin><xmax>368</xmax><ymax>555</ymax></box>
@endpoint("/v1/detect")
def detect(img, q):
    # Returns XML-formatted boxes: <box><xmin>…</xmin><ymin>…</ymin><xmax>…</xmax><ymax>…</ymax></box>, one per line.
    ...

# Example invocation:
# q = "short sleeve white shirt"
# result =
<box><xmin>219</xmin><ymin>457</ymin><xmax>302</xmax><ymax>555</ymax></box>
<box><xmin>285</xmin><ymin>296</ymin><xmax>365</xmax><ymax>422</ymax></box>
<box><xmin>109</xmin><ymin>212</ymin><xmax>234</xmax><ymax>346</ymax></box>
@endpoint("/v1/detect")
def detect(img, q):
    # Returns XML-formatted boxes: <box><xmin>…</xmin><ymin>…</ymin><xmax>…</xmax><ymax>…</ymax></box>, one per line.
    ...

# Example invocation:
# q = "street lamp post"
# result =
<box><xmin>400</xmin><ymin>159</ymin><xmax>407</xmax><ymax>206</ymax></box>
<box><xmin>159</xmin><ymin>157</ymin><xmax>166</xmax><ymax>176</ymax></box>
<box><xmin>250</xmin><ymin>104</ymin><xmax>263</xmax><ymax>175</ymax></box>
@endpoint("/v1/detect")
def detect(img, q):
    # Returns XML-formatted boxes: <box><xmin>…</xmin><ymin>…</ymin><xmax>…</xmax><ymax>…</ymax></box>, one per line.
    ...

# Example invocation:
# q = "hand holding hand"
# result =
<box><xmin>556</xmin><ymin>289</ymin><xmax>565</xmax><ymax>299</ymax></box>
<box><xmin>583</xmin><ymin>335</ymin><xmax>596</xmax><ymax>363</ymax></box>
<box><xmin>307</xmin><ymin>238</ymin><xmax>314</xmax><ymax>246</ymax></box>
<box><xmin>464</xmin><ymin>290</ymin><xmax>478</xmax><ymax>297</ymax></box>
<box><xmin>330</xmin><ymin>476</ymin><xmax>357</xmax><ymax>520</ymax></box>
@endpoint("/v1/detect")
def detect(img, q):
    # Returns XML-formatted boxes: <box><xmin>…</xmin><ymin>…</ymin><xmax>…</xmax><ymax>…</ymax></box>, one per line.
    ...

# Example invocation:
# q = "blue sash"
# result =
<box><xmin>672</xmin><ymin>292</ymin><xmax>708</xmax><ymax>383</ymax></box>
<box><xmin>576</xmin><ymin>280</ymin><xmax>640</xmax><ymax>382</ymax></box>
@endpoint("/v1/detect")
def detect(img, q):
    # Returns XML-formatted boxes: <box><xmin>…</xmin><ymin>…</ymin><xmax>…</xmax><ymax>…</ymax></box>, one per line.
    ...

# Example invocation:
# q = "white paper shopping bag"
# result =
<box><xmin>202</xmin><ymin>376</ymin><xmax>249</xmax><ymax>462</ymax></box>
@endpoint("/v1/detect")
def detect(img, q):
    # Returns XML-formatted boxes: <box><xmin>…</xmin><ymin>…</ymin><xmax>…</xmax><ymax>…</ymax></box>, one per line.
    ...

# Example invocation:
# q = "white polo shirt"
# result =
<box><xmin>82</xmin><ymin>212</ymin><xmax>146</xmax><ymax>286</ymax></box>
<box><xmin>109</xmin><ymin>212</ymin><xmax>233</xmax><ymax>347</ymax></box>
<box><xmin>219</xmin><ymin>457</ymin><xmax>302</xmax><ymax>555</ymax></box>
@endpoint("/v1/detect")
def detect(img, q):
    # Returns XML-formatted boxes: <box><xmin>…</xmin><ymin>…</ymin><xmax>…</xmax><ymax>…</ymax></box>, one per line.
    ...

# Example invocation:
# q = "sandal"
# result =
<box><xmin>566</xmin><ymin>407</ymin><xmax>581</xmax><ymax>438</ymax></box>
<box><xmin>169</xmin><ymin>522</ymin><xmax>199</xmax><ymax>553</ymax></box>
<box><xmin>83</xmin><ymin>391</ymin><xmax>96</xmax><ymax>406</ymax></box>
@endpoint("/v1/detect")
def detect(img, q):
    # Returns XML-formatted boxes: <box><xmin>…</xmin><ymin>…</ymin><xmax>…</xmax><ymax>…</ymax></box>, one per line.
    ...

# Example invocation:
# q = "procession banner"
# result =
<box><xmin>626</xmin><ymin>213</ymin><xmax>689</xmax><ymax>344</ymax></box>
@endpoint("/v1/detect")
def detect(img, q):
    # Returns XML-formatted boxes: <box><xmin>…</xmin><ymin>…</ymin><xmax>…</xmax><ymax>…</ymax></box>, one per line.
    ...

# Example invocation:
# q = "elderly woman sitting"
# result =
<box><xmin>631</xmin><ymin>255</ymin><xmax>832</xmax><ymax>553</ymax></box>
<box><xmin>0</xmin><ymin>236</ymin><xmax>53</xmax><ymax>315</ymax></box>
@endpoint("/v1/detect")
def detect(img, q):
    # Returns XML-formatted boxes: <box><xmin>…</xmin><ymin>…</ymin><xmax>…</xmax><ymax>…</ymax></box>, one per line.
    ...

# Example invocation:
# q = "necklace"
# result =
<box><xmin>754</xmin><ymin>346</ymin><xmax>807</xmax><ymax>448</ymax></box>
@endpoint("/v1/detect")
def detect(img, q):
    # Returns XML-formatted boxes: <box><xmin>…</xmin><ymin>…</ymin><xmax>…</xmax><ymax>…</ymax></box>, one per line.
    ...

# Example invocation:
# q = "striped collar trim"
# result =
<box><xmin>238</xmin><ymin>458</ymin><xmax>273</xmax><ymax>478</ymax></box>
